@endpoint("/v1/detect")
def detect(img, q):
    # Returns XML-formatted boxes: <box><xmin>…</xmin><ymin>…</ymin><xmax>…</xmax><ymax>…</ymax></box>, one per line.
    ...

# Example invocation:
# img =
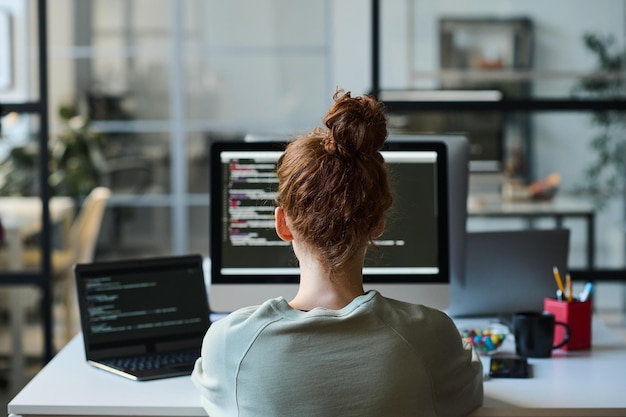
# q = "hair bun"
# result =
<box><xmin>322</xmin><ymin>90</ymin><xmax>387</xmax><ymax>159</ymax></box>
<box><xmin>322</xmin><ymin>132</ymin><xmax>338</xmax><ymax>155</ymax></box>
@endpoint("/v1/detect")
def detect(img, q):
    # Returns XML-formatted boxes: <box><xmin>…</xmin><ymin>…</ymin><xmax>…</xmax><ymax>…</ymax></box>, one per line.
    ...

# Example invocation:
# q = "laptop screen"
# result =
<box><xmin>74</xmin><ymin>255</ymin><xmax>210</xmax><ymax>353</ymax></box>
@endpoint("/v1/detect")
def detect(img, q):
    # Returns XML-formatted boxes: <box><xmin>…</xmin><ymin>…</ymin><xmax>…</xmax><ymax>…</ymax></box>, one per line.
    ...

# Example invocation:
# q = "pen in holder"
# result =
<box><xmin>543</xmin><ymin>297</ymin><xmax>592</xmax><ymax>350</ymax></box>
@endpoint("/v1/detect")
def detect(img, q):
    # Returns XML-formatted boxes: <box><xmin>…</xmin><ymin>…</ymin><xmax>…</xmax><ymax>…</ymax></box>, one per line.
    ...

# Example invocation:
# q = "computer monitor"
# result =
<box><xmin>209</xmin><ymin>134</ymin><xmax>469</xmax><ymax>313</ymax></box>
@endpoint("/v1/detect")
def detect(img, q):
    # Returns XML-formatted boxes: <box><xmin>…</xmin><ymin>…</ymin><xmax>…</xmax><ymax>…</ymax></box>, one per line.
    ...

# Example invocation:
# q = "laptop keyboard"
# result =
<box><xmin>103</xmin><ymin>349</ymin><xmax>199</xmax><ymax>372</ymax></box>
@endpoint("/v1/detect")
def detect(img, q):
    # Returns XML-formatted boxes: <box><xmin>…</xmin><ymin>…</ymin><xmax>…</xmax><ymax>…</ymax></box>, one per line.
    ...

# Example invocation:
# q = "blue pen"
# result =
<box><xmin>579</xmin><ymin>281</ymin><xmax>594</xmax><ymax>302</ymax></box>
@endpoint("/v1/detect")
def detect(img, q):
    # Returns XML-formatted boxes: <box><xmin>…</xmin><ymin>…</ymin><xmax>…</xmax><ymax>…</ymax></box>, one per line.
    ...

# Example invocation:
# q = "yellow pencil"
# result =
<box><xmin>566</xmin><ymin>273</ymin><xmax>573</xmax><ymax>302</ymax></box>
<box><xmin>552</xmin><ymin>266</ymin><xmax>566</xmax><ymax>298</ymax></box>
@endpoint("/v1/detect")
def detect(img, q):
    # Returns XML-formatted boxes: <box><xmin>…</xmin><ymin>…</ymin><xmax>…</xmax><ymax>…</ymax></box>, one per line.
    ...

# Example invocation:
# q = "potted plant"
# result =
<box><xmin>571</xmin><ymin>32</ymin><xmax>626</xmax><ymax>208</ymax></box>
<box><xmin>0</xmin><ymin>104</ymin><xmax>106</xmax><ymax>199</ymax></box>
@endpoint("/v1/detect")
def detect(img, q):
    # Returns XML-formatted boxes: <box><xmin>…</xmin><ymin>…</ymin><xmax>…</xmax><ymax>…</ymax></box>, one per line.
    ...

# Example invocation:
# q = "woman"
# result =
<box><xmin>192</xmin><ymin>90</ymin><xmax>483</xmax><ymax>417</ymax></box>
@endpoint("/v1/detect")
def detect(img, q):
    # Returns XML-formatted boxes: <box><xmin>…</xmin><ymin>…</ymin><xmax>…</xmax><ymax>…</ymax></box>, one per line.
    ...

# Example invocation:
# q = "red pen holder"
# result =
<box><xmin>543</xmin><ymin>298</ymin><xmax>592</xmax><ymax>350</ymax></box>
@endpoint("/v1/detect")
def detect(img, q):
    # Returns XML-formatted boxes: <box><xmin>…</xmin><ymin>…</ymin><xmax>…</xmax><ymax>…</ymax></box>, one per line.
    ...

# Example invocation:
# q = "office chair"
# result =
<box><xmin>20</xmin><ymin>186</ymin><xmax>111</xmax><ymax>343</ymax></box>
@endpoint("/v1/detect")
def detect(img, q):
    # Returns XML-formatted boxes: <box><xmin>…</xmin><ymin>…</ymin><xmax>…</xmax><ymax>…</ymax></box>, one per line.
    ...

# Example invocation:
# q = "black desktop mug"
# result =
<box><xmin>514</xmin><ymin>311</ymin><xmax>570</xmax><ymax>358</ymax></box>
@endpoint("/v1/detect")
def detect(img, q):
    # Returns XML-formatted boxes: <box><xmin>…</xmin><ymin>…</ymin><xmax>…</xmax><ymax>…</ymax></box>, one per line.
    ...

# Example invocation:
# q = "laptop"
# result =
<box><xmin>447</xmin><ymin>229</ymin><xmax>570</xmax><ymax>318</ymax></box>
<box><xmin>74</xmin><ymin>254</ymin><xmax>211</xmax><ymax>381</ymax></box>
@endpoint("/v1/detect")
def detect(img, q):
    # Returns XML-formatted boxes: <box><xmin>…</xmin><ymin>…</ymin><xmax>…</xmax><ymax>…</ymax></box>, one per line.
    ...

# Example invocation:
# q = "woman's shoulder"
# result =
<box><xmin>209</xmin><ymin>297</ymin><xmax>289</xmax><ymax>332</ymax></box>
<box><xmin>371</xmin><ymin>291</ymin><xmax>457</xmax><ymax>330</ymax></box>
<box><xmin>369</xmin><ymin>292</ymin><xmax>465</xmax><ymax>356</ymax></box>
<box><xmin>373</xmin><ymin>291</ymin><xmax>446</xmax><ymax>313</ymax></box>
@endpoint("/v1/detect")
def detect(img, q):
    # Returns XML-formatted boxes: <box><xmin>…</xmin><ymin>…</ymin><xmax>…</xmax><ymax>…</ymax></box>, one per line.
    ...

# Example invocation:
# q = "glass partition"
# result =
<box><xmin>379</xmin><ymin>0</ymin><xmax>626</xmax><ymax>274</ymax></box>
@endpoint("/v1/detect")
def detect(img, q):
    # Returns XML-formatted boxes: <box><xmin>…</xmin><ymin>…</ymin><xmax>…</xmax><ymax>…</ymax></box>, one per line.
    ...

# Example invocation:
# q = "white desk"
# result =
<box><xmin>0</xmin><ymin>196</ymin><xmax>75</xmax><ymax>268</ymax></box>
<box><xmin>7</xmin><ymin>317</ymin><xmax>626</xmax><ymax>417</ymax></box>
<box><xmin>460</xmin><ymin>317</ymin><xmax>626</xmax><ymax>416</ymax></box>
<box><xmin>0</xmin><ymin>197</ymin><xmax>75</xmax><ymax>395</ymax></box>
<box><xmin>8</xmin><ymin>334</ymin><xmax>205</xmax><ymax>417</ymax></box>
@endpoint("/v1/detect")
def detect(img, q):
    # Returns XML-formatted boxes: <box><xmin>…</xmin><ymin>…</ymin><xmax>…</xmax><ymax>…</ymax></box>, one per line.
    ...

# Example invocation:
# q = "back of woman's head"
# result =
<box><xmin>276</xmin><ymin>90</ymin><xmax>393</xmax><ymax>272</ymax></box>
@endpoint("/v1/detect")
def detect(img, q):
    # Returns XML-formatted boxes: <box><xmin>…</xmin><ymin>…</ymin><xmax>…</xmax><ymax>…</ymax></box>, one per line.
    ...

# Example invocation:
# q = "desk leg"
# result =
<box><xmin>555</xmin><ymin>215</ymin><xmax>564</xmax><ymax>229</ymax></box>
<box><xmin>7</xmin><ymin>229</ymin><xmax>25</xmax><ymax>396</ymax></box>
<box><xmin>587</xmin><ymin>213</ymin><xmax>595</xmax><ymax>269</ymax></box>
<box><xmin>9</xmin><ymin>289</ymin><xmax>26</xmax><ymax>395</ymax></box>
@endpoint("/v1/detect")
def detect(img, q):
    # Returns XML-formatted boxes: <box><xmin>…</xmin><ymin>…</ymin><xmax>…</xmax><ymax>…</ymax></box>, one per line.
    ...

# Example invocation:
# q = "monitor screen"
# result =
<box><xmin>210</xmin><ymin>135</ymin><xmax>469</xmax><ymax>312</ymax></box>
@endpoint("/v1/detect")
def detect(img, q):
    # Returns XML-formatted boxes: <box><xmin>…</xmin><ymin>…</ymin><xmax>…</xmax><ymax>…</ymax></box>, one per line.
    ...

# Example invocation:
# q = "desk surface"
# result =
<box><xmin>0</xmin><ymin>196</ymin><xmax>74</xmax><ymax>234</ymax></box>
<box><xmin>468</xmin><ymin>193</ymin><xmax>595</xmax><ymax>216</ymax></box>
<box><xmin>461</xmin><ymin>317</ymin><xmax>626</xmax><ymax>416</ymax></box>
<box><xmin>8</xmin><ymin>317</ymin><xmax>626</xmax><ymax>417</ymax></box>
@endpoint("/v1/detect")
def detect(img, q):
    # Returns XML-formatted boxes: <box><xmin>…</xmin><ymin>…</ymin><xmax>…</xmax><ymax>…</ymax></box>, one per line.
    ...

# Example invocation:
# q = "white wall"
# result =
<box><xmin>331</xmin><ymin>0</ymin><xmax>371</xmax><ymax>96</ymax></box>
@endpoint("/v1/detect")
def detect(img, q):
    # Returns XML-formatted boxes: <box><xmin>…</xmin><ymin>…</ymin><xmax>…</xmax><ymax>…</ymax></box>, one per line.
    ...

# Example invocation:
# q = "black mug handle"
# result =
<box><xmin>553</xmin><ymin>321</ymin><xmax>571</xmax><ymax>350</ymax></box>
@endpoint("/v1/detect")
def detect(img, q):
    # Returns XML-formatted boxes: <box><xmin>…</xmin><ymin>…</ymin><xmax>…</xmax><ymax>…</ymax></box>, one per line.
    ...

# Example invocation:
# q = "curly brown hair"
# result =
<box><xmin>275</xmin><ymin>90</ymin><xmax>393</xmax><ymax>272</ymax></box>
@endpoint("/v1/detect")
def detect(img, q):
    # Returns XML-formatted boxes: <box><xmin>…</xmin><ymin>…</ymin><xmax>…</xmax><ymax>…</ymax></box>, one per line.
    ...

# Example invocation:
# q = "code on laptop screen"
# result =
<box><xmin>76</xmin><ymin>259</ymin><xmax>210</xmax><ymax>347</ymax></box>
